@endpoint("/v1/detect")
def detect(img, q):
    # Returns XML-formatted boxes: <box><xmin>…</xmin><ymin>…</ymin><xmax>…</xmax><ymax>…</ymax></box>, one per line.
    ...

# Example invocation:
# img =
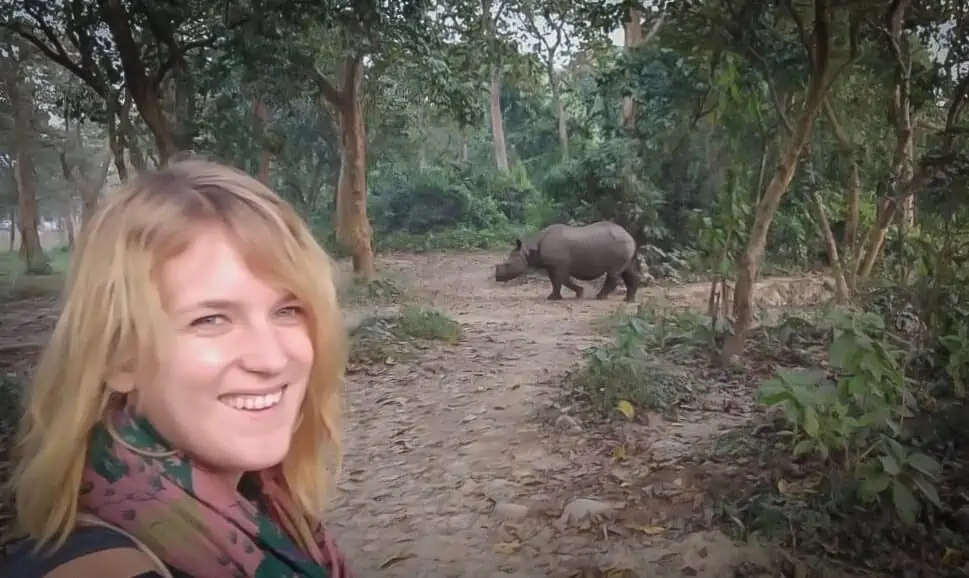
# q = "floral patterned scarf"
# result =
<box><xmin>78</xmin><ymin>409</ymin><xmax>349</xmax><ymax>577</ymax></box>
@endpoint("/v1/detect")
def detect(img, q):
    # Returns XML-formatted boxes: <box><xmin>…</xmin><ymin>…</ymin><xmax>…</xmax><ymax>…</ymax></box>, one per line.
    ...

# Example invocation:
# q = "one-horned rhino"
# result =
<box><xmin>494</xmin><ymin>221</ymin><xmax>641</xmax><ymax>302</ymax></box>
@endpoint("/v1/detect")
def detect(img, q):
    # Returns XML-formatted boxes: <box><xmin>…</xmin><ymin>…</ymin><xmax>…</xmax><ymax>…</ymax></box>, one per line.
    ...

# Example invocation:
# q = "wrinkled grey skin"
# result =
<box><xmin>494</xmin><ymin>221</ymin><xmax>641</xmax><ymax>302</ymax></box>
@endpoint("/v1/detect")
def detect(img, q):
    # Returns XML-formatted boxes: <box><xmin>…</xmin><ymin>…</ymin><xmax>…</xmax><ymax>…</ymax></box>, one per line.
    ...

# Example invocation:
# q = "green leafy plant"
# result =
<box><xmin>756</xmin><ymin>308</ymin><xmax>942</xmax><ymax>525</ymax></box>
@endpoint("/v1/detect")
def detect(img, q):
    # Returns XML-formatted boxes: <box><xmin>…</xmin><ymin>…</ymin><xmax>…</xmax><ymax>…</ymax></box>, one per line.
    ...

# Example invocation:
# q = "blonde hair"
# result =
<box><xmin>10</xmin><ymin>159</ymin><xmax>347</xmax><ymax>551</ymax></box>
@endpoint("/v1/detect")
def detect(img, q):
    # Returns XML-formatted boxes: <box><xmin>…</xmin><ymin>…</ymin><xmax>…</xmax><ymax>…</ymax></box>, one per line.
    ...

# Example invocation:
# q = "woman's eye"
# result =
<box><xmin>276</xmin><ymin>305</ymin><xmax>303</xmax><ymax>318</ymax></box>
<box><xmin>190</xmin><ymin>314</ymin><xmax>228</xmax><ymax>327</ymax></box>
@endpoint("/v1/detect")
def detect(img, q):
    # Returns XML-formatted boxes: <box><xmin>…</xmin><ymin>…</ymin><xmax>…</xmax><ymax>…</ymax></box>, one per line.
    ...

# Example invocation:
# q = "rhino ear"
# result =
<box><xmin>514</xmin><ymin>239</ymin><xmax>523</xmax><ymax>251</ymax></box>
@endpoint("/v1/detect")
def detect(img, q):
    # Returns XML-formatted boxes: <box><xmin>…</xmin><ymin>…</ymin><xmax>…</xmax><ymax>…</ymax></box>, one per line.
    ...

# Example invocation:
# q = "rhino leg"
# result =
<box><xmin>595</xmin><ymin>273</ymin><xmax>620</xmax><ymax>300</ymax></box>
<box><xmin>565</xmin><ymin>278</ymin><xmax>584</xmax><ymax>298</ymax></box>
<box><xmin>620</xmin><ymin>267</ymin><xmax>641</xmax><ymax>302</ymax></box>
<box><xmin>547</xmin><ymin>268</ymin><xmax>583</xmax><ymax>300</ymax></box>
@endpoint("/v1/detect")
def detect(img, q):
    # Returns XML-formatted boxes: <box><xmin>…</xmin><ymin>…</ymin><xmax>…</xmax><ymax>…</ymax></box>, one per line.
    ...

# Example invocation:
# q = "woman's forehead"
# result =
<box><xmin>160</xmin><ymin>230</ymin><xmax>293</xmax><ymax>312</ymax></box>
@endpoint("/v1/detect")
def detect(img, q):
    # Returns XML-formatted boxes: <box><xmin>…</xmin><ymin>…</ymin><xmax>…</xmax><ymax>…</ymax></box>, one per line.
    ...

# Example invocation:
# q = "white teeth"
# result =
<box><xmin>221</xmin><ymin>389</ymin><xmax>284</xmax><ymax>411</ymax></box>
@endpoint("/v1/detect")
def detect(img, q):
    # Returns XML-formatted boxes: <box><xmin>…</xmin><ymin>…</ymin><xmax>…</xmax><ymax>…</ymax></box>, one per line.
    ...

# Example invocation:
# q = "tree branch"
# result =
<box><xmin>641</xmin><ymin>9</ymin><xmax>666</xmax><ymax>44</ymax></box>
<box><xmin>3</xmin><ymin>20</ymin><xmax>106</xmax><ymax>98</ymax></box>
<box><xmin>152</xmin><ymin>35</ymin><xmax>232</xmax><ymax>91</ymax></box>
<box><xmin>314</xmin><ymin>65</ymin><xmax>345</xmax><ymax>107</ymax></box>
<box><xmin>784</xmin><ymin>0</ymin><xmax>814</xmax><ymax>72</ymax></box>
<box><xmin>823</xmin><ymin>8</ymin><xmax>862</xmax><ymax>92</ymax></box>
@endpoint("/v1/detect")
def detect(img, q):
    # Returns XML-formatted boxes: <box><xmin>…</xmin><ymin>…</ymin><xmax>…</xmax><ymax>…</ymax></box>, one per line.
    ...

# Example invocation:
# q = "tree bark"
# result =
<box><xmin>488</xmin><ymin>72</ymin><xmax>510</xmax><ymax>172</ymax></box>
<box><xmin>721</xmin><ymin>0</ymin><xmax>833</xmax><ymax>361</ymax></box>
<box><xmin>822</xmin><ymin>100</ymin><xmax>860</xmax><ymax>254</ymax></box>
<box><xmin>9</xmin><ymin>58</ymin><xmax>50</xmax><ymax>273</ymax></box>
<box><xmin>549</xmin><ymin>63</ymin><xmax>569</xmax><ymax>160</ymax></box>
<box><xmin>7</xmin><ymin>208</ymin><xmax>16</xmax><ymax>252</ymax></box>
<box><xmin>811</xmin><ymin>186</ymin><xmax>849</xmax><ymax>303</ymax></box>
<box><xmin>621</xmin><ymin>6</ymin><xmax>642</xmax><ymax>129</ymax></box>
<box><xmin>481</xmin><ymin>0</ymin><xmax>510</xmax><ymax>173</ymax></box>
<box><xmin>317</xmin><ymin>54</ymin><xmax>376</xmax><ymax>279</ymax></box>
<box><xmin>854</xmin><ymin>0</ymin><xmax>915</xmax><ymax>280</ymax></box>
<box><xmin>253</xmin><ymin>94</ymin><xmax>272</xmax><ymax>185</ymax></box>
<box><xmin>98</xmin><ymin>0</ymin><xmax>181</xmax><ymax>162</ymax></box>
<box><xmin>63</xmin><ymin>207</ymin><xmax>76</xmax><ymax>248</ymax></box>
<box><xmin>61</xmin><ymin>123</ymin><xmax>113</xmax><ymax>227</ymax></box>
<box><xmin>335</xmin><ymin>96</ymin><xmax>376</xmax><ymax>278</ymax></box>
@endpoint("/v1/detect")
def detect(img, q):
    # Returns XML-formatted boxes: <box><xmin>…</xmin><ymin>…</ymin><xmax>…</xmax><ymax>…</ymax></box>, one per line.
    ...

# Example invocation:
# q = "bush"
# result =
<box><xmin>375</xmin><ymin>225</ymin><xmax>528</xmax><ymax>253</ymax></box>
<box><xmin>368</xmin><ymin>163</ymin><xmax>544</xmax><ymax>237</ymax></box>
<box><xmin>338</xmin><ymin>277</ymin><xmax>408</xmax><ymax>306</ymax></box>
<box><xmin>348</xmin><ymin>306</ymin><xmax>462</xmax><ymax>365</ymax></box>
<box><xmin>541</xmin><ymin>139</ymin><xmax>667</xmax><ymax>245</ymax></box>
<box><xmin>568</xmin><ymin>306</ymin><xmax>700</xmax><ymax>418</ymax></box>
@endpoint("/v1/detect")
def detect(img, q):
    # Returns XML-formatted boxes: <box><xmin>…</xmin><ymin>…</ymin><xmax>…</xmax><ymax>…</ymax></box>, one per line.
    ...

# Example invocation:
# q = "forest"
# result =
<box><xmin>0</xmin><ymin>0</ymin><xmax>968</xmax><ymax>575</ymax></box>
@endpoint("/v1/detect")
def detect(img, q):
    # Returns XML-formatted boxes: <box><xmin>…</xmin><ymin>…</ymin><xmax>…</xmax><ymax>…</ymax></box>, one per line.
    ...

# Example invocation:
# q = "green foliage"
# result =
<box><xmin>393</xmin><ymin>306</ymin><xmax>463</xmax><ymax>344</ymax></box>
<box><xmin>368</xmin><ymin>163</ymin><xmax>540</xmax><ymax>235</ymax></box>
<box><xmin>542</xmin><ymin>138</ymin><xmax>665</xmax><ymax>242</ymax></box>
<box><xmin>376</xmin><ymin>226</ymin><xmax>527</xmax><ymax>253</ymax></box>
<box><xmin>338</xmin><ymin>277</ymin><xmax>408</xmax><ymax>307</ymax></box>
<box><xmin>690</xmin><ymin>166</ymin><xmax>750</xmax><ymax>277</ymax></box>
<box><xmin>348</xmin><ymin>305</ymin><xmax>462</xmax><ymax>365</ymax></box>
<box><xmin>756</xmin><ymin>308</ymin><xmax>942</xmax><ymax>525</ymax></box>
<box><xmin>0</xmin><ymin>249</ymin><xmax>68</xmax><ymax>301</ymax></box>
<box><xmin>568</xmin><ymin>305</ymin><xmax>702</xmax><ymax>418</ymax></box>
<box><xmin>360</xmin><ymin>162</ymin><xmax>553</xmax><ymax>253</ymax></box>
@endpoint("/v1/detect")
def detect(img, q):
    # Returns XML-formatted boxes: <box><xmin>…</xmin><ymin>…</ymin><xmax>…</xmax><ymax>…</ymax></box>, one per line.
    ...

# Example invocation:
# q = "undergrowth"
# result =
<box><xmin>348</xmin><ymin>305</ymin><xmax>462</xmax><ymax>366</ymax></box>
<box><xmin>374</xmin><ymin>225</ymin><xmax>528</xmax><ymax>254</ymax></box>
<box><xmin>714</xmin><ymin>288</ymin><xmax>969</xmax><ymax>576</ymax></box>
<box><xmin>0</xmin><ymin>372</ymin><xmax>26</xmax><ymax>556</ymax></box>
<box><xmin>704</xmin><ymin>300</ymin><xmax>969</xmax><ymax>577</ymax></box>
<box><xmin>567</xmin><ymin>303</ymin><xmax>715</xmax><ymax>418</ymax></box>
<box><xmin>338</xmin><ymin>276</ymin><xmax>408</xmax><ymax>307</ymax></box>
<box><xmin>0</xmin><ymin>248</ymin><xmax>70</xmax><ymax>302</ymax></box>
<box><xmin>567</xmin><ymin>256</ymin><xmax>969</xmax><ymax>575</ymax></box>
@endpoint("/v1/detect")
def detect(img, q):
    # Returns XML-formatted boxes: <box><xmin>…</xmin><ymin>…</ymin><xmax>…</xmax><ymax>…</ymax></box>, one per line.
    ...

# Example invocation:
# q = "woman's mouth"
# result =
<box><xmin>220</xmin><ymin>386</ymin><xmax>286</xmax><ymax>412</ymax></box>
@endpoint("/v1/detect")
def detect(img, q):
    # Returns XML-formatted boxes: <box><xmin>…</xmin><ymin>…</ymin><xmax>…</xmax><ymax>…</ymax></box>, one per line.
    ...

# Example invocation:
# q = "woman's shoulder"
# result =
<box><xmin>1</xmin><ymin>525</ymin><xmax>183</xmax><ymax>578</ymax></box>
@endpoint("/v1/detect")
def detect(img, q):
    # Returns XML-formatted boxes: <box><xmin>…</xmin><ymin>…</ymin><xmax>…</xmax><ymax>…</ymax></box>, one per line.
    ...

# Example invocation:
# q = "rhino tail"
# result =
<box><xmin>629</xmin><ymin>244</ymin><xmax>642</xmax><ymax>273</ymax></box>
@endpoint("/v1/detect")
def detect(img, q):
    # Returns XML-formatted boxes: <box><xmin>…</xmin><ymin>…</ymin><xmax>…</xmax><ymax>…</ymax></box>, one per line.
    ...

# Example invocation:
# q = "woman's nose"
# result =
<box><xmin>239</xmin><ymin>323</ymin><xmax>289</xmax><ymax>374</ymax></box>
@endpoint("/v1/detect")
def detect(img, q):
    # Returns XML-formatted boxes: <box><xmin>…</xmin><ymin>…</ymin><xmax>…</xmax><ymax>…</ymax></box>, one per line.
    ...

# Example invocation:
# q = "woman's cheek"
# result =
<box><xmin>176</xmin><ymin>337</ymin><xmax>234</xmax><ymax>375</ymax></box>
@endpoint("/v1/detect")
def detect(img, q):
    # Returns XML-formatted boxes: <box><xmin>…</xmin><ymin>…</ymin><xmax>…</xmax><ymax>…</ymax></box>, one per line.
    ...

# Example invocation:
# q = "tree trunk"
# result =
<box><xmin>890</xmin><ymin>95</ymin><xmax>915</xmax><ymax>232</ymax></box>
<box><xmin>416</xmin><ymin>99</ymin><xmax>428</xmax><ymax>170</ymax></box>
<box><xmin>7</xmin><ymin>208</ymin><xmax>15</xmax><ymax>252</ymax></box>
<box><xmin>721</xmin><ymin>0</ymin><xmax>833</xmax><ymax>361</ymax></box>
<box><xmin>317</xmin><ymin>54</ymin><xmax>376</xmax><ymax>279</ymax></box>
<box><xmin>64</xmin><ymin>209</ymin><xmax>76</xmax><ymax>248</ymax></box>
<box><xmin>811</xmin><ymin>187</ymin><xmax>849</xmax><ymax>303</ymax></box>
<box><xmin>14</xmin><ymin>156</ymin><xmax>49</xmax><ymax>274</ymax></box>
<box><xmin>822</xmin><ymin>101</ymin><xmax>860</xmax><ymax>250</ymax></box>
<box><xmin>9</xmin><ymin>65</ymin><xmax>50</xmax><ymax>274</ymax></box>
<box><xmin>549</xmin><ymin>63</ymin><xmax>569</xmax><ymax>160</ymax></box>
<box><xmin>108</xmin><ymin>97</ymin><xmax>129</xmax><ymax>182</ymax></box>
<box><xmin>335</xmin><ymin>96</ymin><xmax>376</xmax><ymax>279</ymax></box>
<box><xmin>854</xmin><ymin>0</ymin><xmax>915</xmax><ymax>280</ymax></box>
<box><xmin>253</xmin><ymin>94</ymin><xmax>272</xmax><ymax>185</ymax></box>
<box><xmin>99</xmin><ymin>0</ymin><xmax>181</xmax><ymax>162</ymax></box>
<box><xmin>488</xmin><ymin>71</ymin><xmax>510</xmax><ymax>172</ymax></box>
<box><xmin>621</xmin><ymin>6</ymin><xmax>643</xmax><ymax>129</ymax></box>
<box><xmin>481</xmin><ymin>0</ymin><xmax>509</xmax><ymax>173</ymax></box>
<box><xmin>857</xmin><ymin>199</ymin><xmax>897</xmax><ymax>279</ymax></box>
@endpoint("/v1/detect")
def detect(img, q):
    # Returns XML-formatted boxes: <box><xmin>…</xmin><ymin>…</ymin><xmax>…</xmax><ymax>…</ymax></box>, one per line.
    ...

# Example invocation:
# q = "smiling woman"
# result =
<box><xmin>1</xmin><ymin>159</ymin><xmax>351</xmax><ymax>577</ymax></box>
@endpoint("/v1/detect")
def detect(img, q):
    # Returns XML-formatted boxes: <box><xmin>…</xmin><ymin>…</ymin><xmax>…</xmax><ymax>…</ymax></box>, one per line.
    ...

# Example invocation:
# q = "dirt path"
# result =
<box><xmin>331</xmin><ymin>251</ymin><xmax>829</xmax><ymax>577</ymax></box>
<box><xmin>0</xmin><ymin>250</ymin><xmax>831</xmax><ymax>575</ymax></box>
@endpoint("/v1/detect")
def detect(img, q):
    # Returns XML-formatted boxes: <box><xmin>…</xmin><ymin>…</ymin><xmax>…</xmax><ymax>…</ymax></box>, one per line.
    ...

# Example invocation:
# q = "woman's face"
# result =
<box><xmin>127</xmin><ymin>228</ymin><xmax>314</xmax><ymax>486</ymax></box>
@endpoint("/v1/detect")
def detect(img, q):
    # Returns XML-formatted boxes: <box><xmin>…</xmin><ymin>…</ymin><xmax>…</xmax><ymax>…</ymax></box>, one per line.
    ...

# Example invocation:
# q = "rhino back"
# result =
<box><xmin>534</xmin><ymin>222</ymin><xmax>634</xmax><ymax>276</ymax></box>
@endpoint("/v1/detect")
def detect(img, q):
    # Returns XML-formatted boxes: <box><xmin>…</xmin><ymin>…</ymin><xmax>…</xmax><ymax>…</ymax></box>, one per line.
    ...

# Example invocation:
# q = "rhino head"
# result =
<box><xmin>495</xmin><ymin>238</ymin><xmax>530</xmax><ymax>282</ymax></box>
